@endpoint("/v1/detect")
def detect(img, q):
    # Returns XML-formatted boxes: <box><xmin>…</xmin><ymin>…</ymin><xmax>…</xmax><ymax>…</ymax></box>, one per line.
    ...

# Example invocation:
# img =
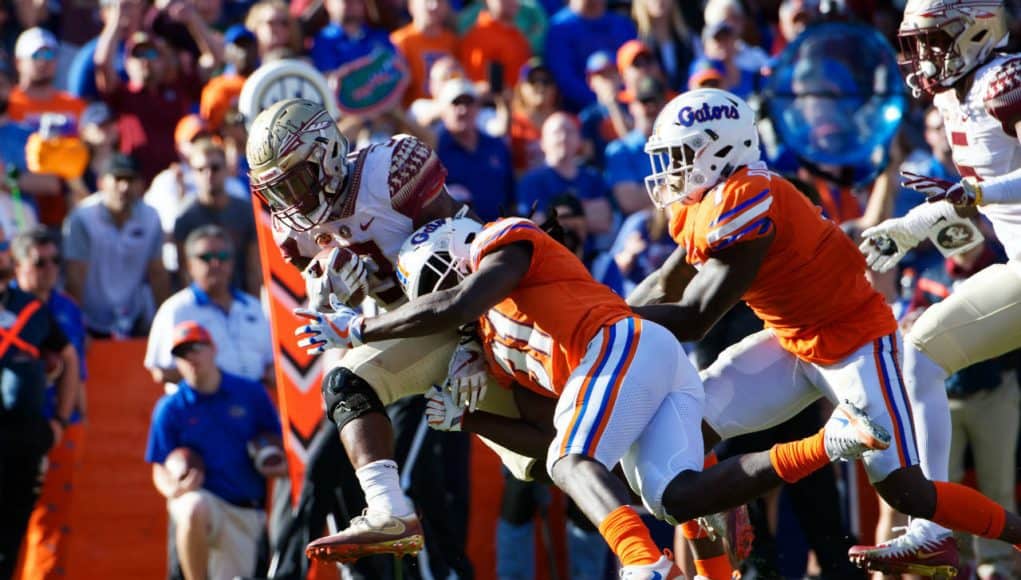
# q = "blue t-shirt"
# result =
<box><xmin>515</xmin><ymin>164</ymin><xmax>609</xmax><ymax>217</ymax></box>
<box><xmin>0</xmin><ymin>121</ymin><xmax>31</xmax><ymax>173</ymax></box>
<box><xmin>544</xmin><ymin>8</ymin><xmax>636</xmax><ymax>112</ymax></box>
<box><xmin>145</xmin><ymin>372</ymin><xmax>282</xmax><ymax>505</ymax></box>
<box><xmin>311</xmin><ymin>23</ymin><xmax>396</xmax><ymax>73</ymax></box>
<box><xmin>608</xmin><ymin>210</ymin><xmax>678</xmax><ymax>295</ymax></box>
<box><xmin>604</xmin><ymin>129</ymin><xmax>649</xmax><ymax>189</ymax></box>
<box><xmin>436</xmin><ymin>128</ymin><xmax>515</xmax><ymax>222</ymax></box>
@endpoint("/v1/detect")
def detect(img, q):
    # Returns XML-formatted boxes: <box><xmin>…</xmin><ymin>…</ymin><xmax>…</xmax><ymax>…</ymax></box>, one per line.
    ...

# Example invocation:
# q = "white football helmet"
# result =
<box><xmin>396</xmin><ymin>217</ymin><xmax>482</xmax><ymax>300</ymax></box>
<box><xmin>645</xmin><ymin>88</ymin><xmax>760</xmax><ymax>208</ymax></box>
<box><xmin>246</xmin><ymin>99</ymin><xmax>350</xmax><ymax>232</ymax></box>
<box><xmin>898</xmin><ymin>0</ymin><xmax>1008</xmax><ymax>96</ymax></box>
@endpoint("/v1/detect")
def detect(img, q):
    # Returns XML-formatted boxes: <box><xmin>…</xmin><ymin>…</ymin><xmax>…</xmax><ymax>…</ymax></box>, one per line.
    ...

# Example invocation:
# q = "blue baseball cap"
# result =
<box><xmin>224</xmin><ymin>24</ymin><xmax>255</xmax><ymax>46</ymax></box>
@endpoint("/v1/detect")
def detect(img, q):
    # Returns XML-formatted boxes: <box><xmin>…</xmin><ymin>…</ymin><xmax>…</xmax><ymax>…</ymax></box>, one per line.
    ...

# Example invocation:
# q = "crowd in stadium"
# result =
<box><xmin>4</xmin><ymin>0</ymin><xmax>1021</xmax><ymax>578</ymax></box>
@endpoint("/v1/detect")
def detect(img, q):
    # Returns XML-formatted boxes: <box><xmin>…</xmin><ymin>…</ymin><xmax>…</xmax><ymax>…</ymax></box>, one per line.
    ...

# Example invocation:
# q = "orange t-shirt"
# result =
<box><xmin>459</xmin><ymin>11</ymin><xmax>531</xmax><ymax>89</ymax></box>
<box><xmin>471</xmin><ymin>218</ymin><xmax>631</xmax><ymax>396</ymax></box>
<box><xmin>390</xmin><ymin>25</ymin><xmax>459</xmax><ymax>106</ymax></box>
<box><xmin>8</xmin><ymin>89</ymin><xmax>86</xmax><ymax>128</ymax></box>
<box><xmin>669</xmin><ymin>163</ymin><xmax>896</xmax><ymax>364</ymax></box>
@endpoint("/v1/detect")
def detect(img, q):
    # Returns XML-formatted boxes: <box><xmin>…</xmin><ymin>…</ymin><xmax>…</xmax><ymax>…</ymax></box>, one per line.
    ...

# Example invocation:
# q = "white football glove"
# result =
<box><xmin>293</xmin><ymin>295</ymin><xmax>365</xmax><ymax>354</ymax></box>
<box><xmin>304</xmin><ymin>247</ymin><xmax>370</xmax><ymax>312</ymax></box>
<box><xmin>858</xmin><ymin>220</ymin><xmax>921</xmax><ymax>274</ymax></box>
<box><xmin>425</xmin><ymin>384</ymin><xmax>464</xmax><ymax>432</ymax></box>
<box><xmin>447</xmin><ymin>336</ymin><xmax>488</xmax><ymax>412</ymax></box>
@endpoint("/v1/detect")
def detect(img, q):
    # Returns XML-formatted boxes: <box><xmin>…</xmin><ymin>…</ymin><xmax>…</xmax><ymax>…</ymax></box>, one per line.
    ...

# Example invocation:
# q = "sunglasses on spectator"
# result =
<box><xmin>194</xmin><ymin>250</ymin><xmax>233</xmax><ymax>263</ymax></box>
<box><xmin>194</xmin><ymin>163</ymin><xmax>224</xmax><ymax>173</ymax></box>
<box><xmin>131</xmin><ymin>47</ymin><xmax>160</xmax><ymax>60</ymax></box>
<box><xmin>32</xmin><ymin>48</ymin><xmax>56</xmax><ymax>62</ymax></box>
<box><xmin>529</xmin><ymin>75</ymin><xmax>555</xmax><ymax>86</ymax></box>
<box><xmin>33</xmin><ymin>255</ymin><xmax>61</xmax><ymax>267</ymax></box>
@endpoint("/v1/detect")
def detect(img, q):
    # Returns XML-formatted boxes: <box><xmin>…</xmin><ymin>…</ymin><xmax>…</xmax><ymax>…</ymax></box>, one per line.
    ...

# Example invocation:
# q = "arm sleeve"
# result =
<box><xmin>387</xmin><ymin>136</ymin><xmax>448</xmax><ymax>221</ymax></box>
<box><xmin>144</xmin><ymin>400</ymin><xmax>178</xmax><ymax>464</ymax></box>
<box><xmin>702</xmin><ymin>178</ymin><xmax>776</xmax><ymax>257</ymax></box>
<box><xmin>984</xmin><ymin>57</ymin><xmax>1021</xmax><ymax>137</ymax></box>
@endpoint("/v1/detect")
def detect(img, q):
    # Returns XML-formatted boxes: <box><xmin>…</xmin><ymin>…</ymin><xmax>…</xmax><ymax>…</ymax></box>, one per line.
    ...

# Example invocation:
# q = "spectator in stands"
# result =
<box><xmin>200</xmin><ymin>25</ymin><xmax>257</xmax><ymax>130</ymax></box>
<box><xmin>147</xmin><ymin>0</ymin><xmax>225</xmax><ymax>82</ymax></box>
<box><xmin>632</xmin><ymin>0</ymin><xmax>699</xmax><ymax>91</ymax></box>
<box><xmin>0</xmin><ymin>65</ymin><xmax>64</xmax><ymax>232</ymax></box>
<box><xmin>434</xmin><ymin>78</ymin><xmax>514</xmax><ymax>221</ymax></box>
<box><xmin>246</xmin><ymin>0</ymin><xmax>302</xmax><ymax>60</ymax></box>
<box><xmin>604</xmin><ymin>76</ymin><xmax>663</xmax><ymax>215</ymax></box>
<box><xmin>693</xmin><ymin>0</ymin><xmax>769</xmax><ymax>98</ymax></box>
<box><xmin>173</xmin><ymin>140</ymin><xmax>260</xmax><ymax>295</ymax></box>
<box><xmin>510</xmin><ymin>58</ymin><xmax>559</xmax><ymax>174</ymax></box>
<box><xmin>773</xmin><ymin>0</ymin><xmax>819</xmax><ymax>55</ymax></box>
<box><xmin>607</xmin><ymin>206</ymin><xmax>676</xmax><ymax>297</ymax></box>
<box><xmin>617</xmin><ymin>39</ymin><xmax>670</xmax><ymax>105</ymax></box>
<box><xmin>459</xmin><ymin>0</ymin><xmax>532</xmax><ymax>92</ymax></box>
<box><xmin>391</xmin><ymin>0</ymin><xmax>459</xmax><ymax>105</ymax></box>
<box><xmin>517</xmin><ymin>112</ymin><xmax>613</xmax><ymax>243</ymax></box>
<box><xmin>578</xmin><ymin>51</ymin><xmax>628</xmax><ymax>170</ymax></box>
<box><xmin>79</xmin><ymin>102</ymin><xmax>120</xmax><ymax>191</ymax></box>
<box><xmin>408</xmin><ymin>55</ymin><xmax>466</xmax><ymax>132</ymax></box>
<box><xmin>9</xmin><ymin>28</ymin><xmax>86</xmax><ymax>128</ymax></box>
<box><xmin>903</xmin><ymin>235</ymin><xmax>1019</xmax><ymax>579</ymax></box>
<box><xmin>145</xmin><ymin>225</ymin><xmax>273</xmax><ymax>389</ymax></box>
<box><xmin>95</xmin><ymin>22</ymin><xmax>200</xmax><ymax>183</ymax></box>
<box><xmin>145</xmin><ymin>320</ymin><xmax>285</xmax><ymax>580</ymax></box>
<box><xmin>67</xmin><ymin>0</ymin><xmax>147</xmax><ymax>100</ymax></box>
<box><xmin>63</xmin><ymin>153</ymin><xmax>168</xmax><ymax>338</ymax></box>
<box><xmin>312</xmin><ymin>0</ymin><xmax>395</xmax><ymax>74</ymax></box>
<box><xmin>0</xmin><ymin>224</ymin><xmax>78</xmax><ymax>580</ymax></box>
<box><xmin>458</xmin><ymin>0</ymin><xmax>548</xmax><ymax>56</ymax></box>
<box><xmin>544</xmin><ymin>0</ymin><xmax>636</xmax><ymax>112</ymax></box>
<box><xmin>11</xmin><ymin>227</ymin><xmax>88</xmax><ymax>580</ymax></box>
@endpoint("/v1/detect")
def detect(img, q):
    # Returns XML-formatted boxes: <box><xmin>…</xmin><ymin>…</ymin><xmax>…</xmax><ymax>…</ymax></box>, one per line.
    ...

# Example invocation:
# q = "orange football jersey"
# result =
<box><xmin>470</xmin><ymin>218</ymin><xmax>631</xmax><ymax>395</ymax></box>
<box><xmin>669</xmin><ymin>163</ymin><xmax>896</xmax><ymax>364</ymax></box>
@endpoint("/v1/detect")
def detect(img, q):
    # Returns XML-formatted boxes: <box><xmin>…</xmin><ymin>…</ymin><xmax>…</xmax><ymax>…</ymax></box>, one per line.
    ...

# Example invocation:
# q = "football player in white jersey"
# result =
<box><xmin>858</xmin><ymin>0</ymin><xmax>1021</xmax><ymax>575</ymax></box>
<box><xmin>246</xmin><ymin>99</ymin><xmax>532</xmax><ymax>563</ymax></box>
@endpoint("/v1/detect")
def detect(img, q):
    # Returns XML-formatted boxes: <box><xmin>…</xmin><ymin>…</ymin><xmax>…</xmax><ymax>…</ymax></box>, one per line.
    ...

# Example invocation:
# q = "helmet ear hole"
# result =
<box><xmin>971</xmin><ymin>30</ymin><xmax>987</xmax><ymax>42</ymax></box>
<box><xmin>465</xmin><ymin>232</ymin><xmax>476</xmax><ymax>244</ymax></box>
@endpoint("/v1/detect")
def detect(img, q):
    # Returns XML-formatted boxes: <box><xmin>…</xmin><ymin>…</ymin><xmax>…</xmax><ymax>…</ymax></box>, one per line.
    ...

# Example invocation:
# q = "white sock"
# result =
<box><xmin>355</xmin><ymin>459</ymin><xmax>414</xmax><ymax>517</ymax></box>
<box><xmin>903</xmin><ymin>344</ymin><xmax>951</xmax><ymax>537</ymax></box>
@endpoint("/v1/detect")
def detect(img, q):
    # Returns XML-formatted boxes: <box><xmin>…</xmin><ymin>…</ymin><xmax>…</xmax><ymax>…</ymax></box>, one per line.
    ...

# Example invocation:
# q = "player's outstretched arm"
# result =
<box><xmin>626</xmin><ymin>246</ymin><xmax>696</xmax><ymax>307</ymax></box>
<box><xmin>634</xmin><ymin>231</ymin><xmax>773</xmax><ymax>342</ymax></box>
<box><xmin>362</xmin><ymin>242</ymin><xmax>532</xmax><ymax>341</ymax></box>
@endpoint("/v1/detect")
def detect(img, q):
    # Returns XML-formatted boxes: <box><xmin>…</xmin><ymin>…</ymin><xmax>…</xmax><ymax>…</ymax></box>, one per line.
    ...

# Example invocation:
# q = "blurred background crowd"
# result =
<box><xmin>3</xmin><ymin>0</ymin><xmax>1021</xmax><ymax>578</ymax></box>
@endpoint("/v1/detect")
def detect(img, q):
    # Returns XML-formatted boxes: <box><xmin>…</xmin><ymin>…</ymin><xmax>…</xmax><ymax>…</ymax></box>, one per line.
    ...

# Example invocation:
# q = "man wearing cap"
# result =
<box><xmin>0</xmin><ymin>224</ymin><xmax>79</xmax><ymax>580</ymax></box>
<box><xmin>145</xmin><ymin>320</ymin><xmax>285</xmax><ymax>580</ymax></box>
<box><xmin>95</xmin><ymin>2</ymin><xmax>200</xmax><ymax>183</ymax></box>
<box><xmin>63</xmin><ymin>153</ymin><xmax>169</xmax><ymax>338</ymax></box>
<box><xmin>543</xmin><ymin>0</ymin><xmax>636</xmax><ymax>112</ymax></box>
<box><xmin>435</xmin><ymin>77</ymin><xmax>514</xmax><ymax>221</ymax></box>
<box><xmin>199</xmin><ymin>25</ymin><xmax>257</xmax><ymax>136</ymax></box>
<box><xmin>604</xmin><ymin>76</ymin><xmax>665</xmax><ymax>215</ymax></box>
<box><xmin>9</xmin><ymin>28</ymin><xmax>86</xmax><ymax>129</ymax></box>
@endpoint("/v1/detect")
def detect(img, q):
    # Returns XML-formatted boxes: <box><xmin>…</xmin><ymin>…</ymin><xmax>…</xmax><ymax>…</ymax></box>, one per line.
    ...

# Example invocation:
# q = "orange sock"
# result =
<box><xmin>597</xmin><ymin>506</ymin><xmax>661</xmax><ymax>566</ymax></box>
<box><xmin>703</xmin><ymin>452</ymin><xmax>719</xmax><ymax>469</ymax></box>
<box><xmin>693</xmin><ymin>554</ymin><xmax>733</xmax><ymax>579</ymax></box>
<box><xmin>932</xmin><ymin>481</ymin><xmax>1007</xmax><ymax>538</ymax></box>
<box><xmin>768</xmin><ymin>429</ymin><xmax>828</xmax><ymax>483</ymax></box>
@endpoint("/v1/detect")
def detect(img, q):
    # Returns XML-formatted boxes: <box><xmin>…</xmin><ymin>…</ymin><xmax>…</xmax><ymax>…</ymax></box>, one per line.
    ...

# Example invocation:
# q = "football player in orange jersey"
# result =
<box><xmin>628</xmin><ymin>87</ymin><xmax>1021</xmax><ymax>576</ymax></box>
<box><xmin>295</xmin><ymin>215</ymin><xmax>891</xmax><ymax>579</ymax></box>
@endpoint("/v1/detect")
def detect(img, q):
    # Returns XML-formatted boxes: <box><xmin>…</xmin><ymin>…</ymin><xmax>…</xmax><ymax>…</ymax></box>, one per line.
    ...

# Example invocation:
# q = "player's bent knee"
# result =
<box><xmin>169</xmin><ymin>491</ymin><xmax>210</xmax><ymax>527</ymax></box>
<box><xmin>659</xmin><ymin>470</ymin><xmax>701</xmax><ymax>523</ymax></box>
<box><xmin>321</xmin><ymin>366</ymin><xmax>386</xmax><ymax>430</ymax></box>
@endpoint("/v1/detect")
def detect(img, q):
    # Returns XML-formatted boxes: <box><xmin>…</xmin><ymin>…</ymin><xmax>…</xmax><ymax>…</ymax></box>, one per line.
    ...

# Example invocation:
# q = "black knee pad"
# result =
<box><xmin>321</xmin><ymin>367</ymin><xmax>386</xmax><ymax>430</ymax></box>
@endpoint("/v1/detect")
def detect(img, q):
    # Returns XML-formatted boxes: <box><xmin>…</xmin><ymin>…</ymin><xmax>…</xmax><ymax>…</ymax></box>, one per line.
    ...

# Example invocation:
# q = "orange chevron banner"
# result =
<box><xmin>254</xmin><ymin>200</ymin><xmax>325</xmax><ymax>502</ymax></box>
